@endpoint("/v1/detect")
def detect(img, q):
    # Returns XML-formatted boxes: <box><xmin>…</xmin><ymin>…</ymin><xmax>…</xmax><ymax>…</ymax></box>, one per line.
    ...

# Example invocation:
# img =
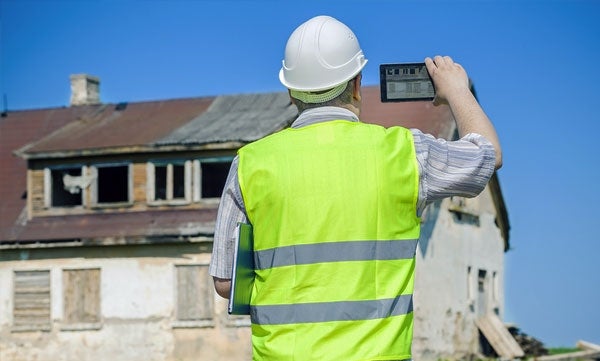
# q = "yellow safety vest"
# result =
<box><xmin>238</xmin><ymin>120</ymin><xmax>420</xmax><ymax>361</ymax></box>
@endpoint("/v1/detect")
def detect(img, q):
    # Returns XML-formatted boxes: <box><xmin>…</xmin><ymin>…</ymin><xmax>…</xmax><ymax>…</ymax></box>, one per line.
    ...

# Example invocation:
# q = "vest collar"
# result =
<box><xmin>291</xmin><ymin>106</ymin><xmax>359</xmax><ymax>129</ymax></box>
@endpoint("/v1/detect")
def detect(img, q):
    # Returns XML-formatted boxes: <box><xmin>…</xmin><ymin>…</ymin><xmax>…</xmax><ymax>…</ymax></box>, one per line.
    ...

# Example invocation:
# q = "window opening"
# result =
<box><xmin>200</xmin><ymin>161</ymin><xmax>231</xmax><ymax>198</ymax></box>
<box><xmin>97</xmin><ymin>165</ymin><xmax>129</xmax><ymax>203</ymax></box>
<box><xmin>477</xmin><ymin>269</ymin><xmax>489</xmax><ymax>316</ymax></box>
<box><xmin>172</xmin><ymin>164</ymin><xmax>186</xmax><ymax>199</ymax></box>
<box><xmin>467</xmin><ymin>266</ymin><xmax>473</xmax><ymax>300</ymax></box>
<box><xmin>478</xmin><ymin>269</ymin><xmax>487</xmax><ymax>292</ymax></box>
<box><xmin>154</xmin><ymin>165</ymin><xmax>168</xmax><ymax>201</ymax></box>
<box><xmin>50</xmin><ymin>167</ymin><xmax>83</xmax><ymax>207</ymax></box>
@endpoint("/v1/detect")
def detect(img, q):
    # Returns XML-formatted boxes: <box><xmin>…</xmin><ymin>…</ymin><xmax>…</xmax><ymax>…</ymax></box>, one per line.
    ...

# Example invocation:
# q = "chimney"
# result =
<box><xmin>70</xmin><ymin>74</ymin><xmax>100</xmax><ymax>106</ymax></box>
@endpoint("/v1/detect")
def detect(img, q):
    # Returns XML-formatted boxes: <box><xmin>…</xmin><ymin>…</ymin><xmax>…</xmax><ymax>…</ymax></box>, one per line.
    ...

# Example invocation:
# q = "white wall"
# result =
<box><xmin>0</xmin><ymin>244</ymin><xmax>252</xmax><ymax>361</ymax></box>
<box><xmin>413</xmin><ymin>188</ymin><xmax>505</xmax><ymax>360</ymax></box>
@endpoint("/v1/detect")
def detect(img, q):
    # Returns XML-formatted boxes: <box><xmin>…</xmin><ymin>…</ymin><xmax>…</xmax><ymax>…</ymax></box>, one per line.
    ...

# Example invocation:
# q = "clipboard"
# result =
<box><xmin>228</xmin><ymin>223</ymin><xmax>255</xmax><ymax>315</ymax></box>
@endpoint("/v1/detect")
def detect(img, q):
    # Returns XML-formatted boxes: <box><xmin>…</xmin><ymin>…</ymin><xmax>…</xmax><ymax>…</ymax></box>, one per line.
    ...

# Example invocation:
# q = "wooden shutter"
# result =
<box><xmin>13</xmin><ymin>270</ymin><xmax>51</xmax><ymax>331</ymax></box>
<box><xmin>63</xmin><ymin>268</ymin><xmax>100</xmax><ymax>324</ymax></box>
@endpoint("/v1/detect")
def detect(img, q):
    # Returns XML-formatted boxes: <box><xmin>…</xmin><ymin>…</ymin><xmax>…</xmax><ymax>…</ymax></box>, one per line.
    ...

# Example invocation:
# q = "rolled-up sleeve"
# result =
<box><xmin>209</xmin><ymin>157</ymin><xmax>247</xmax><ymax>279</ymax></box>
<box><xmin>413</xmin><ymin>129</ymin><xmax>496</xmax><ymax>215</ymax></box>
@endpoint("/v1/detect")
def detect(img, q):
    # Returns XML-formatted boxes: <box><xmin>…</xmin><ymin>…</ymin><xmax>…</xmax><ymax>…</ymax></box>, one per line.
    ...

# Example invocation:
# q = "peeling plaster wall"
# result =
<box><xmin>0</xmin><ymin>244</ymin><xmax>252</xmax><ymax>361</ymax></box>
<box><xmin>413</xmin><ymin>188</ymin><xmax>505</xmax><ymax>360</ymax></box>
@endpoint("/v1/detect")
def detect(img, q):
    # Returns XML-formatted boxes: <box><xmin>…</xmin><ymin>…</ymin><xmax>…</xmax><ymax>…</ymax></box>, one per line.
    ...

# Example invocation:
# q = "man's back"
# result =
<box><xmin>238</xmin><ymin>120</ymin><xmax>420</xmax><ymax>360</ymax></box>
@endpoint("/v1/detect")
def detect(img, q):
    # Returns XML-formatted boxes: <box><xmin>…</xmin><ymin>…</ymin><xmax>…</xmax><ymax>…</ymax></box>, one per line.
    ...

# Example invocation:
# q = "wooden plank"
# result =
<box><xmin>577</xmin><ymin>340</ymin><xmax>600</xmax><ymax>351</ymax></box>
<box><xmin>476</xmin><ymin>313</ymin><xmax>525</xmax><ymax>358</ymax></box>
<box><xmin>132</xmin><ymin>162</ymin><xmax>147</xmax><ymax>203</ymax></box>
<box><xmin>535</xmin><ymin>349</ymin><xmax>600</xmax><ymax>361</ymax></box>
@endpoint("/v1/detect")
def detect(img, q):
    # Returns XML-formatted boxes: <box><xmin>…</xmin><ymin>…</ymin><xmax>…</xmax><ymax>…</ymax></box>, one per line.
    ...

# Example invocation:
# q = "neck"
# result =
<box><xmin>342</xmin><ymin>104</ymin><xmax>360</xmax><ymax>118</ymax></box>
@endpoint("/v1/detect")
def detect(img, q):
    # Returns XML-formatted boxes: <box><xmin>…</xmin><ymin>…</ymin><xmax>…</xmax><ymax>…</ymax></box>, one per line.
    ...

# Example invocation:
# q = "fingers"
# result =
<box><xmin>431</xmin><ymin>55</ymin><xmax>457</xmax><ymax>68</ymax></box>
<box><xmin>425</xmin><ymin>55</ymin><xmax>459</xmax><ymax>76</ymax></box>
<box><xmin>426</xmin><ymin>55</ymin><xmax>466</xmax><ymax>78</ymax></box>
<box><xmin>425</xmin><ymin>57</ymin><xmax>435</xmax><ymax>74</ymax></box>
<box><xmin>425</xmin><ymin>55</ymin><xmax>464</xmax><ymax>107</ymax></box>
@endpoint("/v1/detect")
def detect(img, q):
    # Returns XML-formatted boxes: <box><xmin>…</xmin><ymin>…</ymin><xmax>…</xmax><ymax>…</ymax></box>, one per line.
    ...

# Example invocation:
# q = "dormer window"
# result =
<box><xmin>44</xmin><ymin>165</ymin><xmax>86</xmax><ymax>208</ymax></box>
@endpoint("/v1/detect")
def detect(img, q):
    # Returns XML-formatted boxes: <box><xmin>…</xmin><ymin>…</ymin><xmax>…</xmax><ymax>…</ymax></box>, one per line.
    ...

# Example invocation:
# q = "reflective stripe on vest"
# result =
<box><xmin>254</xmin><ymin>239</ymin><xmax>418</xmax><ymax>270</ymax></box>
<box><xmin>238</xmin><ymin>120</ymin><xmax>420</xmax><ymax>361</ymax></box>
<box><xmin>251</xmin><ymin>294</ymin><xmax>413</xmax><ymax>325</ymax></box>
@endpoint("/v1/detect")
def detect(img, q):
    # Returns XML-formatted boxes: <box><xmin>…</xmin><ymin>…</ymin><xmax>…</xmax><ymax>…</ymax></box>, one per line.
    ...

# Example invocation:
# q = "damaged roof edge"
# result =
<box><xmin>14</xmin><ymin>141</ymin><xmax>247</xmax><ymax>160</ymax></box>
<box><xmin>489</xmin><ymin>172</ymin><xmax>510</xmax><ymax>251</ymax></box>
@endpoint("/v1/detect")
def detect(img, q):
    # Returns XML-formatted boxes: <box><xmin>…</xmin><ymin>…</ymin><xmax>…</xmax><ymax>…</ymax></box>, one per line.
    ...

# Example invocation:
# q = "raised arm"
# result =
<box><xmin>425</xmin><ymin>56</ymin><xmax>502</xmax><ymax>169</ymax></box>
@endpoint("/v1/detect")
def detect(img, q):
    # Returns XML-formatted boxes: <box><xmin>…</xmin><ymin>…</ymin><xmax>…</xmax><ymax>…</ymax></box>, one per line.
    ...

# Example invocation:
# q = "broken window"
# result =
<box><xmin>449</xmin><ymin>196</ymin><xmax>480</xmax><ymax>226</ymax></box>
<box><xmin>62</xmin><ymin>268</ymin><xmax>101</xmax><ymax>329</ymax></box>
<box><xmin>94</xmin><ymin>164</ymin><xmax>130</xmax><ymax>204</ymax></box>
<box><xmin>477</xmin><ymin>269</ymin><xmax>489</xmax><ymax>316</ymax></box>
<box><xmin>478</xmin><ymin>269</ymin><xmax>487</xmax><ymax>292</ymax></box>
<box><xmin>193</xmin><ymin>158</ymin><xmax>233</xmax><ymax>201</ymax></box>
<box><xmin>148</xmin><ymin>161</ymin><xmax>191</xmax><ymax>204</ymax></box>
<box><xmin>467</xmin><ymin>266</ymin><xmax>473</xmax><ymax>299</ymax></box>
<box><xmin>492</xmin><ymin>271</ymin><xmax>500</xmax><ymax>315</ymax></box>
<box><xmin>13</xmin><ymin>270</ymin><xmax>51</xmax><ymax>332</ymax></box>
<box><xmin>173</xmin><ymin>264</ymin><xmax>213</xmax><ymax>327</ymax></box>
<box><xmin>46</xmin><ymin>166</ymin><xmax>85</xmax><ymax>207</ymax></box>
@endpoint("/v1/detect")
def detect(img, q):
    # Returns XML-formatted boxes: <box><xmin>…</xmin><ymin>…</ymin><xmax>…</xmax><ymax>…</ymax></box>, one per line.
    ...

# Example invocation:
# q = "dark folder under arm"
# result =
<box><xmin>228</xmin><ymin>223</ymin><xmax>255</xmax><ymax>315</ymax></box>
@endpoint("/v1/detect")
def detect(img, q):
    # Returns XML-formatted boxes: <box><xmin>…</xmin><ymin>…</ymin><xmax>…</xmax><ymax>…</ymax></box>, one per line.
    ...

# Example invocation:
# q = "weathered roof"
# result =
<box><xmin>18</xmin><ymin>87</ymin><xmax>453</xmax><ymax>159</ymax></box>
<box><xmin>157</xmin><ymin>92</ymin><xmax>297</xmax><ymax>146</ymax></box>
<box><xmin>1</xmin><ymin>85</ymin><xmax>508</xmax><ymax>248</ymax></box>
<box><xmin>19</xmin><ymin>97</ymin><xmax>214</xmax><ymax>158</ymax></box>
<box><xmin>0</xmin><ymin>105</ymin><xmax>102</xmax><ymax>242</ymax></box>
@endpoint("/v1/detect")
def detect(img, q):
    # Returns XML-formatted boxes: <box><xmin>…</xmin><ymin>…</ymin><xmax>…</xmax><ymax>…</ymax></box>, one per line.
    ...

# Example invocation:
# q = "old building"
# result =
<box><xmin>0</xmin><ymin>75</ymin><xmax>511</xmax><ymax>361</ymax></box>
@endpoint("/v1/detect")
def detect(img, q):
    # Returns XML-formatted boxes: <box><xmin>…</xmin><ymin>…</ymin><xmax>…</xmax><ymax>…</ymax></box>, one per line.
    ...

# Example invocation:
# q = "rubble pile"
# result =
<box><xmin>507</xmin><ymin>325</ymin><xmax>549</xmax><ymax>357</ymax></box>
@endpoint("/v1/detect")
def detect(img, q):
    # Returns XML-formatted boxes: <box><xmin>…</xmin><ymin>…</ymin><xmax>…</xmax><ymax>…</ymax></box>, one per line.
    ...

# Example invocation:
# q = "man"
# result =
<box><xmin>210</xmin><ymin>15</ymin><xmax>502</xmax><ymax>361</ymax></box>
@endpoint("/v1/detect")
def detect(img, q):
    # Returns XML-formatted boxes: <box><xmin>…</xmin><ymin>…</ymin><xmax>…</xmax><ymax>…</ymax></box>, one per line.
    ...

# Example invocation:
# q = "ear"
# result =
<box><xmin>288</xmin><ymin>89</ymin><xmax>296</xmax><ymax>105</ymax></box>
<box><xmin>353</xmin><ymin>74</ymin><xmax>362</xmax><ymax>102</ymax></box>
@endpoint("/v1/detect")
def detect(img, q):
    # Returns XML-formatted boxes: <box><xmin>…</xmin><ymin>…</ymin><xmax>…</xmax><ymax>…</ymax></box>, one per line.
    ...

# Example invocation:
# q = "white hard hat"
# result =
<box><xmin>279</xmin><ymin>15</ymin><xmax>368</xmax><ymax>92</ymax></box>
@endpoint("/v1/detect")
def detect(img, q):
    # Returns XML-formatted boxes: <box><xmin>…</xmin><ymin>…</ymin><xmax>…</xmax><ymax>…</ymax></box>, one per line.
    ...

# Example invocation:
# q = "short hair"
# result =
<box><xmin>293</xmin><ymin>76</ymin><xmax>358</xmax><ymax>114</ymax></box>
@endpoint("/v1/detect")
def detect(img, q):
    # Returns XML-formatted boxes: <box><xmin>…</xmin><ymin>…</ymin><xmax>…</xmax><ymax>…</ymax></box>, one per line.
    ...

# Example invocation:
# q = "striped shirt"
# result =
<box><xmin>209</xmin><ymin>106</ymin><xmax>495</xmax><ymax>279</ymax></box>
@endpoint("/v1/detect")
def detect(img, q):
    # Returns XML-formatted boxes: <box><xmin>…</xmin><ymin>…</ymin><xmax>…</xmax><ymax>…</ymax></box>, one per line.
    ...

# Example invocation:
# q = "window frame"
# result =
<box><xmin>147</xmin><ymin>160</ymin><xmax>192</xmax><ymax>205</ymax></box>
<box><xmin>192</xmin><ymin>156</ymin><xmax>234</xmax><ymax>203</ymax></box>
<box><xmin>89</xmin><ymin>162</ymin><xmax>133</xmax><ymax>208</ymax></box>
<box><xmin>44</xmin><ymin>164</ymin><xmax>87</xmax><ymax>209</ymax></box>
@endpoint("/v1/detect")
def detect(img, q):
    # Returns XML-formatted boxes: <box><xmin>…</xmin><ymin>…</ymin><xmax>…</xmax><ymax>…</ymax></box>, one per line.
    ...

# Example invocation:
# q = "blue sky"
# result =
<box><xmin>1</xmin><ymin>0</ymin><xmax>599</xmax><ymax>348</ymax></box>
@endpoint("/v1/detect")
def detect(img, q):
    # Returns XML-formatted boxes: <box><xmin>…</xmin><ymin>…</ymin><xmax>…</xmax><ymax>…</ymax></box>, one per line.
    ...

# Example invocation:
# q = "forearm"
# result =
<box><xmin>447</xmin><ymin>88</ymin><xmax>502</xmax><ymax>169</ymax></box>
<box><xmin>425</xmin><ymin>56</ymin><xmax>502</xmax><ymax>170</ymax></box>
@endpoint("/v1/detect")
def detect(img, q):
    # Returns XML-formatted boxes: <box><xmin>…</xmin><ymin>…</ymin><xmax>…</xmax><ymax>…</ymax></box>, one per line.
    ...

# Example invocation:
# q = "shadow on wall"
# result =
<box><xmin>418</xmin><ymin>200</ymin><xmax>442</xmax><ymax>256</ymax></box>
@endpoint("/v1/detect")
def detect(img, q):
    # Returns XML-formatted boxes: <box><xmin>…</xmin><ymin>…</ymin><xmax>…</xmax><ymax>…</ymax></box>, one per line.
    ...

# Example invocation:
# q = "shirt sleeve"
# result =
<box><xmin>412</xmin><ymin>129</ymin><xmax>496</xmax><ymax>216</ymax></box>
<box><xmin>209</xmin><ymin>157</ymin><xmax>247</xmax><ymax>279</ymax></box>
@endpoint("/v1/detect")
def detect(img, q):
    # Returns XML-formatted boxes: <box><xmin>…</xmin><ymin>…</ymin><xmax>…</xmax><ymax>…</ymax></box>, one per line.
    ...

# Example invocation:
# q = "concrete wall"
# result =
<box><xmin>413</xmin><ymin>187</ymin><xmax>505</xmax><ymax>360</ymax></box>
<box><xmin>0</xmin><ymin>243</ymin><xmax>252</xmax><ymax>361</ymax></box>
